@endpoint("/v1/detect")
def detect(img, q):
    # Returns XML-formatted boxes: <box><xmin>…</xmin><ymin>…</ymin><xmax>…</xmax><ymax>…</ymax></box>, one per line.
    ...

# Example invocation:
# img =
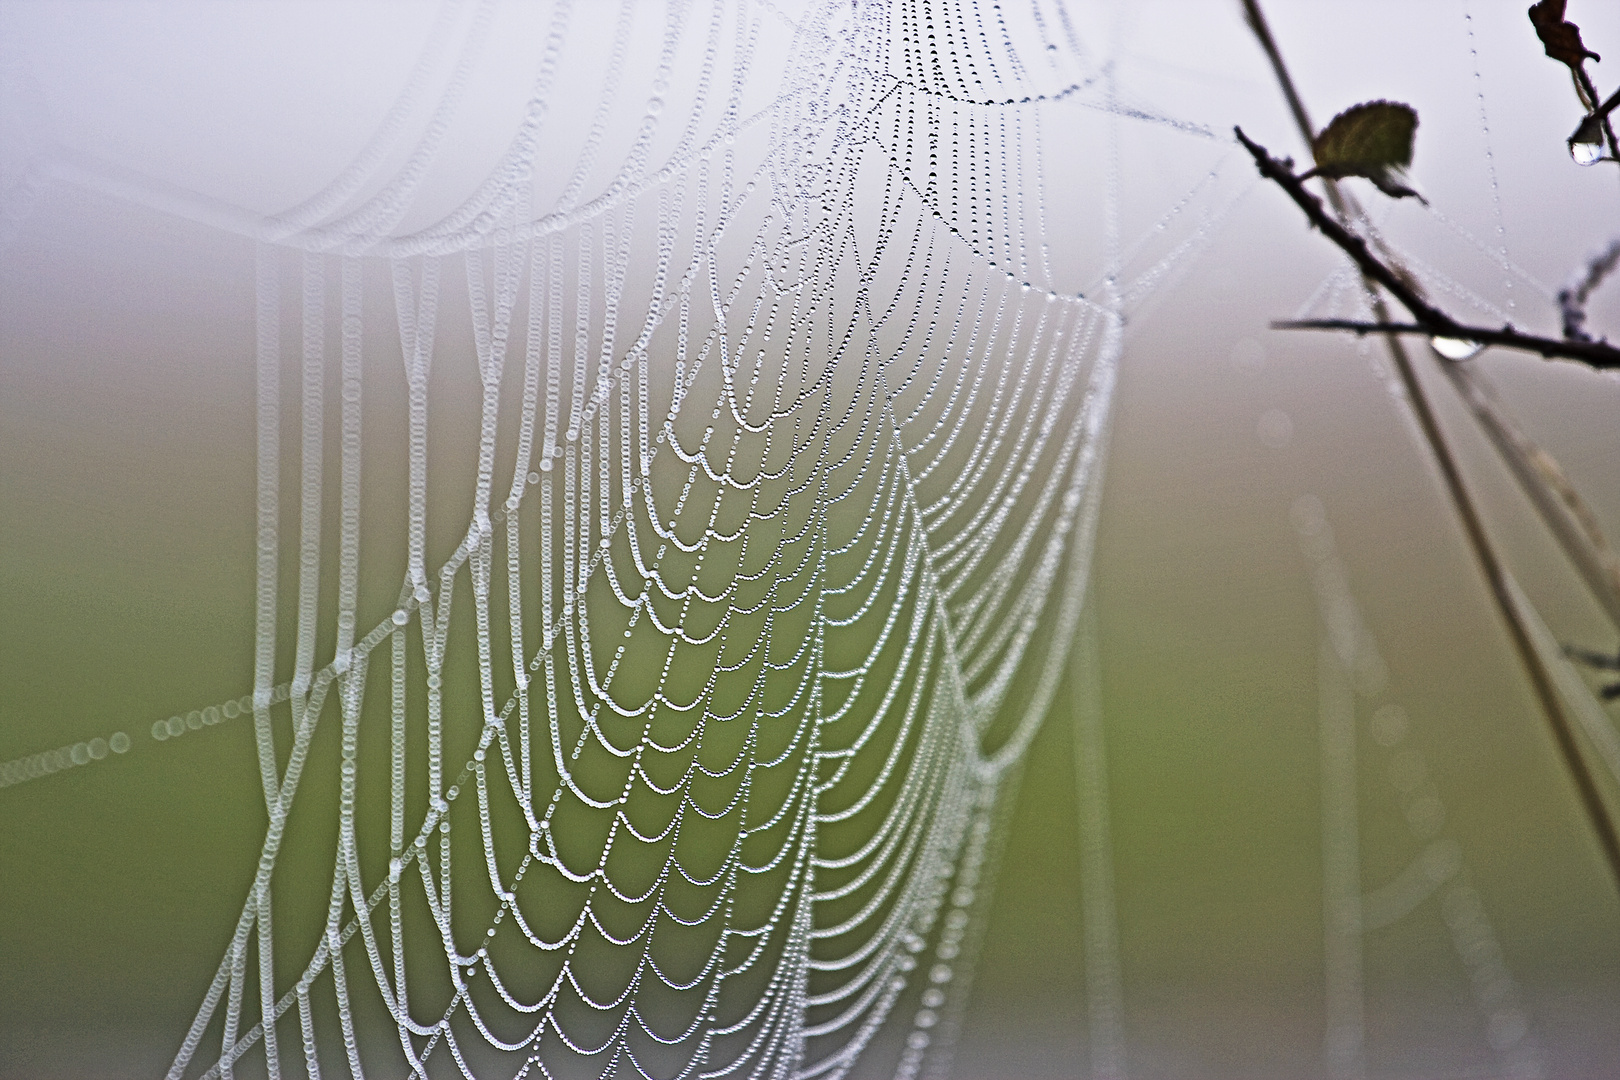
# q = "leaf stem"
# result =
<box><xmin>1575</xmin><ymin>68</ymin><xmax>1620</xmax><ymax>164</ymax></box>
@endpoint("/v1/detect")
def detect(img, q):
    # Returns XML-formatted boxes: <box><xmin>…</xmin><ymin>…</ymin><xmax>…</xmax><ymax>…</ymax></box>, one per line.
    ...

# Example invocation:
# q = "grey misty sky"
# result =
<box><xmin>1</xmin><ymin>2</ymin><xmax>1619</xmax><ymax>1078</ymax></box>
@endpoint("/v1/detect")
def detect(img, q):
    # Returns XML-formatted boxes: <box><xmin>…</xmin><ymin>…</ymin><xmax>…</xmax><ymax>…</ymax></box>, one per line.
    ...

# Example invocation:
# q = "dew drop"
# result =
<box><xmin>1430</xmin><ymin>336</ymin><xmax>1483</xmax><ymax>361</ymax></box>
<box><xmin>1569</xmin><ymin>116</ymin><xmax>1604</xmax><ymax>166</ymax></box>
<box><xmin>1571</xmin><ymin>140</ymin><xmax>1603</xmax><ymax>166</ymax></box>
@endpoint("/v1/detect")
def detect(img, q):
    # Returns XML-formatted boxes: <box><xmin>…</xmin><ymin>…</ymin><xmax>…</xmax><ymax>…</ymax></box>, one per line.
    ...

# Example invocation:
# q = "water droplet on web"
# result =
<box><xmin>1430</xmin><ymin>336</ymin><xmax>1482</xmax><ymax>361</ymax></box>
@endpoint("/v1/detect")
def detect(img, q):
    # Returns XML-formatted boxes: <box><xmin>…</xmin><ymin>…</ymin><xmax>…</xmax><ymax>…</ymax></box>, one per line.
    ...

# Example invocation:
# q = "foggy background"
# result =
<box><xmin>3</xmin><ymin>2</ymin><xmax>1619</xmax><ymax>1078</ymax></box>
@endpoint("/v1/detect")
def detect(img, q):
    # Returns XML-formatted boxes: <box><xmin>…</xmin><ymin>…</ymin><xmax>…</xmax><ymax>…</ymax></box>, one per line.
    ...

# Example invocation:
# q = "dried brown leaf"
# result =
<box><xmin>1529</xmin><ymin>0</ymin><xmax>1601</xmax><ymax>71</ymax></box>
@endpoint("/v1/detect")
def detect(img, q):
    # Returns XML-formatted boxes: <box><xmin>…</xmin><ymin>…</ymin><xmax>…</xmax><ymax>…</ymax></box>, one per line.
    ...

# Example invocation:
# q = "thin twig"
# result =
<box><xmin>1235</xmin><ymin>128</ymin><xmax>1620</xmax><ymax>371</ymax></box>
<box><xmin>1271</xmin><ymin>317</ymin><xmax>1619</xmax><ymax>369</ymax></box>
<box><xmin>1241</xmin><ymin>0</ymin><xmax>1620</xmax><ymax>898</ymax></box>
<box><xmin>1238</xmin><ymin>0</ymin><xmax>1316</xmax><ymax>155</ymax></box>
<box><xmin>1559</xmin><ymin>236</ymin><xmax>1620</xmax><ymax>342</ymax></box>
<box><xmin>1261</xmin><ymin>154</ymin><xmax>1620</xmax><ymax>640</ymax></box>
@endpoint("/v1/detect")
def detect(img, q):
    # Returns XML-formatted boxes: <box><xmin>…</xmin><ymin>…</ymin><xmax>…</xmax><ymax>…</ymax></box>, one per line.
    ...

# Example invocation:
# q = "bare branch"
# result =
<box><xmin>1243</xmin><ymin>0</ymin><xmax>1620</xmax><ymax>899</ymax></box>
<box><xmin>1235</xmin><ymin>126</ymin><xmax>1620</xmax><ymax>371</ymax></box>
<box><xmin>1271</xmin><ymin>317</ymin><xmax>1620</xmax><ymax>369</ymax></box>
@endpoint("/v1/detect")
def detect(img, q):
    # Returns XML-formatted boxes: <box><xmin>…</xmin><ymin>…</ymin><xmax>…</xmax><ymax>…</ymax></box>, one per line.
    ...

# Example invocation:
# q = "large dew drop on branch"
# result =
<box><xmin>1430</xmin><ymin>336</ymin><xmax>1485</xmax><ymax>360</ymax></box>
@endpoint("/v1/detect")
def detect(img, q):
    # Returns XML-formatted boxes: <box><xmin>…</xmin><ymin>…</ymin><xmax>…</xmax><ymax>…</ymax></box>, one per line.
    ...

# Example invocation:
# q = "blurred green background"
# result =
<box><xmin>3</xmin><ymin>2</ymin><xmax>1619</xmax><ymax>1078</ymax></box>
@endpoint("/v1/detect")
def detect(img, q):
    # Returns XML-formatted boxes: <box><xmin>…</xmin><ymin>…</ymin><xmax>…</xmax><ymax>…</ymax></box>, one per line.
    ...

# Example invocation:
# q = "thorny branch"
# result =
<box><xmin>1234</xmin><ymin>125</ymin><xmax>1620</xmax><ymax>372</ymax></box>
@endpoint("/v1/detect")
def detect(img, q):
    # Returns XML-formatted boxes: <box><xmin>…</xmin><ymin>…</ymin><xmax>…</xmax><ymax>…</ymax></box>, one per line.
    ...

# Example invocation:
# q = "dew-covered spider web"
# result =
<box><xmin>0</xmin><ymin>1</ymin><xmax>1246</xmax><ymax>1077</ymax></box>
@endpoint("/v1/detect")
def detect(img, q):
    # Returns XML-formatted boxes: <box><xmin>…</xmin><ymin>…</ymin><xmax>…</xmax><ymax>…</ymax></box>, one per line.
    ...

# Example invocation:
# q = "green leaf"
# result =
<box><xmin>1303</xmin><ymin>100</ymin><xmax>1424</xmax><ymax>200</ymax></box>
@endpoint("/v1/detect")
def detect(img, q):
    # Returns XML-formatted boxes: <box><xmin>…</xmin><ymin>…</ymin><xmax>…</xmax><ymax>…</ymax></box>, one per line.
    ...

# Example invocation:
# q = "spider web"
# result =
<box><xmin>1</xmin><ymin>1</ymin><xmax>1238</xmax><ymax>1077</ymax></box>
